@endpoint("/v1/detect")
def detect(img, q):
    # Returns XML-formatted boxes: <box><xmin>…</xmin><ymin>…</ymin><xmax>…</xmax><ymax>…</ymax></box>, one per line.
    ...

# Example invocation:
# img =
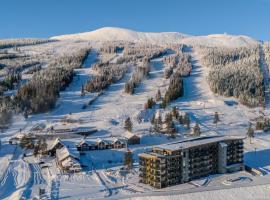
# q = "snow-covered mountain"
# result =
<box><xmin>182</xmin><ymin>34</ymin><xmax>259</xmax><ymax>47</ymax></box>
<box><xmin>51</xmin><ymin>27</ymin><xmax>259</xmax><ymax>47</ymax></box>
<box><xmin>51</xmin><ymin>27</ymin><xmax>188</xmax><ymax>44</ymax></box>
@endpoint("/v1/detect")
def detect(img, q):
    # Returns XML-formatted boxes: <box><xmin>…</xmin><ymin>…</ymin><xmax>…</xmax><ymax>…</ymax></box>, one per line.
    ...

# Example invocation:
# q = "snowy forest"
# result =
<box><xmin>199</xmin><ymin>45</ymin><xmax>264</xmax><ymax>106</ymax></box>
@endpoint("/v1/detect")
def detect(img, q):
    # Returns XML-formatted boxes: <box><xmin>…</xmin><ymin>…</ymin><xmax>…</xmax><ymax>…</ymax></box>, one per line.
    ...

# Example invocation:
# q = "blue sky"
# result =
<box><xmin>1</xmin><ymin>0</ymin><xmax>269</xmax><ymax>40</ymax></box>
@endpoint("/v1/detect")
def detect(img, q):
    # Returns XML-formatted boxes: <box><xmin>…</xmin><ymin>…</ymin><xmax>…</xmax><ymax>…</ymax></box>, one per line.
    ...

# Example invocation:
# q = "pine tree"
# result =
<box><xmin>156</xmin><ymin>89</ymin><xmax>162</xmax><ymax>101</ymax></box>
<box><xmin>167</xmin><ymin>120</ymin><xmax>176</xmax><ymax>137</ymax></box>
<box><xmin>247</xmin><ymin>125</ymin><xmax>254</xmax><ymax>144</ymax></box>
<box><xmin>172</xmin><ymin>106</ymin><xmax>179</xmax><ymax>119</ymax></box>
<box><xmin>164</xmin><ymin>113</ymin><xmax>176</xmax><ymax>137</ymax></box>
<box><xmin>81</xmin><ymin>84</ymin><xmax>85</xmax><ymax>96</ymax></box>
<box><xmin>183</xmin><ymin>113</ymin><xmax>190</xmax><ymax>129</ymax></box>
<box><xmin>178</xmin><ymin>114</ymin><xmax>183</xmax><ymax>124</ymax></box>
<box><xmin>213</xmin><ymin>111</ymin><xmax>220</xmax><ymax>127</ymax></box>
<box><xmin>144</xmin><ymin>98</ymin><xmax>156</xmax><ymax>109</ymax></box>
<box><xmin>154</xmin><ymin>114</ymin><xmax>162</xmax><ymax>133</ymax></box>
<box><xmin>165</xmin><ymin>113</ymin><xmax>173</xmax><ymax>124</ymax></box>
<box><xmin>124</xmin><ymin>117</ymin><xmax>133</xmax><ymax>132</ymax></box>
<box><xmin>124</xmin><ymin>149</ymin><xmax>133</xmax><ymax>170</ymax></box>
<box><xmin>150</xmin><ymin>114</ymin><xmax>155</xmax><ymax>124</ymax></box>
<box><xmin>193</xmin><ymin>122</ymin><xmax>201</xmax><ymax>136</ymax></box>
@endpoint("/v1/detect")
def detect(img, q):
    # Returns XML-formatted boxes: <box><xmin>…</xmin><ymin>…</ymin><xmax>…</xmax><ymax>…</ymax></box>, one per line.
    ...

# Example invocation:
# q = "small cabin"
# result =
<box><xmin>123</xmin><ymin>131</ymin><xmax>140</xmax><ymax>145</ymax></box>
<box><xmin>76</xmin><ymin>137</ymin><xmax>127</xmax><ymax>152</ymax></box>
<box><xmin>111</xmin><ymin>138</ymin><xmax>127</xmax><ymax>149</ymax></box>
<box><xmin>56</xmin><ymin>147</ymin><xmax>81</xmax><ymax>172</ymax></box>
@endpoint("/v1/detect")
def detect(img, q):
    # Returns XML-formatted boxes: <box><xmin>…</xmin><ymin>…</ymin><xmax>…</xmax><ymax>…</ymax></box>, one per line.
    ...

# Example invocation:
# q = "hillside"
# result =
<box><xmin>51</xmin><ymin>27</ymin><xmax>259</xmax><ymax>47</ymax></box>
<box><xmin>0</xmin><ymin>27</ymin><xmax>270</xmax><ymax>200</ymax></box>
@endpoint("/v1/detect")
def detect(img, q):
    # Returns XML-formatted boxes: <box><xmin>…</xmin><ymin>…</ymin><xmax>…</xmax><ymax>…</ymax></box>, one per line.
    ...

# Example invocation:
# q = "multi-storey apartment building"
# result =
<box><xmin>139</xmin><ymin>135</ymin><xmax>244</xmax><ymax>188</ymax></box>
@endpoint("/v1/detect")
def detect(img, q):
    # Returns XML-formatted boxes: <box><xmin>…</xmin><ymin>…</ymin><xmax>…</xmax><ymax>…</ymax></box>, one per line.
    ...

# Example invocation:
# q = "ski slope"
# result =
<box><xmin>1</xmin><ymin>27</ymin><xmax>270</xmax><ymax>200</ymax></box>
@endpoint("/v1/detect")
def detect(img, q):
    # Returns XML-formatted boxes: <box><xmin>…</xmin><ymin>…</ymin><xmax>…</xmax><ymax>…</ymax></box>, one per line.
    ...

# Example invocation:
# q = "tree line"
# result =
<box><xmin>200</xmin><ymin>45</ymin><xmax>264</xmax><ymax>107</ymax></box>
<box><xmin>14</xmin><ymin>48</ymin><xmax>90</xmax><ymax>114</ymax></box>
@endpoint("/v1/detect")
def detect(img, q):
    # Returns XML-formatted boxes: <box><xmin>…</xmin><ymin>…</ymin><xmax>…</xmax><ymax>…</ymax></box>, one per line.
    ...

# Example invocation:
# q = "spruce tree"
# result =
<box><xmin>156</xmin><ymin>89</ymin><xmax>162</xmax><ymax>101</ymax></box>
<box><xmin>178</xmin><ymin>114</ymin><xmax>183</xmax><ymax>124</ymax></box>
<box><xmin>150</xmin><ymin>114</ymin><xmax>155</xmax><ymax>124</ymax></box>
<box><xmin>124</xmin><ymin>117</ymin><xmax>133</xmax><ymax>132</ymax></box>
<box><xmin>154</xmin><ymin>114</ymin><xmax>162</xmax><ymax>133</ymax></box>
<box><xmin>193</xmin><ymin>122</ymin><xmax>201</xmax><ymax>136</ymax></box>
<box><xmin>213</xmin><ymin>111</ymin><xmax>220</xmax><ymax>127</ymax></box>
<box><xmin>172</xmin><ymin>106</ymin><xmax>179</xmax><ymax>119</ymax></box>
<box><xmin>81</xmin><ymin>84</ymin><xmax>85</xmax><ymax>96</ymax></box>
<box><xmin>183</xmin><ymin>113</ymin><xmax>190</xmax><ymax>129</ymax></box>
<box><xmin>124</xmin><ymin>150</ymin><xmax>133</xmax><ymax>170</ymax></box>
<box><xmin>247</xmin><ymin>125</ymin><xmax>254</xmax><ymax>144</ymax></box>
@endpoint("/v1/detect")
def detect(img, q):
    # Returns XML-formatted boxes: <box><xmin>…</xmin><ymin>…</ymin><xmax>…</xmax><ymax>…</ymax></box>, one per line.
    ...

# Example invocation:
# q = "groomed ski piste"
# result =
<box><xmin>1</xmin><ymin>27</ymin><xmax>270</xmax><ymax>200</ymax></box>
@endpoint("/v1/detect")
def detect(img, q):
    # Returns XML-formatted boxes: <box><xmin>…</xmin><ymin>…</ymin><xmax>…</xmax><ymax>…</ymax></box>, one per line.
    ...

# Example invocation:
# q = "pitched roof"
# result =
<box><xmin>76</xmin><ymin>137</ymin><xmax>127</xmax><ymax>146</ymax></box>
<box><xmin>123</xmin><ymin>131</ymin><xmax>140</xmax><ymax>139</ymax></box>
<box><xmin>47</xmin><ymin>138</ymin><xmax>62</xmax><ymax>151</ymax></box>
<box><xmin>56</xmin><ymin>146</ymin><xmax>79</xmax><ymax>162</ymax></box>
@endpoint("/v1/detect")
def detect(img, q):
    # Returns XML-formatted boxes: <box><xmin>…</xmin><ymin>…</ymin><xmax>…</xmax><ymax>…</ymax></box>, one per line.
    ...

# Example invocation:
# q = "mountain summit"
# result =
<box><xmin>51</xmin><ymin>27</ymin><xmax>258</xmax><ymax>47</ymax></box>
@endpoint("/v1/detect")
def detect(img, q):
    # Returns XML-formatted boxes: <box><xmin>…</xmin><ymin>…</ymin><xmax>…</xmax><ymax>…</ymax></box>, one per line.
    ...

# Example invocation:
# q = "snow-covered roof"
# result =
<box><xmin>155</xmin><ymin>135</ymin><xmax>245</xmax><ymax>151</ymax></box>
<box><xmin>76</xmin><ymin>137</ymin><xmax>127</xmax><ymax>146</ymax></box>
<box><xmin>47</xmin><ymin>138</ymin><xmax>62</xmax><ymax>151</ymax></box>
<box><xmin>47</xmin><ymin>138</ymin><xmax>82</xmax><ymax>150</ymax></box>
<box><xmin>61</xmin><ymin>157</ymin><xmax>81</xmax><ymax>169</ymax></box>
<box><xmin>56</xmin><ymin>146</ymin><xmax>79</xmax><ymax>162</ymax></box>
<box><xmin>123</xmin><ymin>131</ymin><xmax>140</xmax><ymax>139</ymax></box>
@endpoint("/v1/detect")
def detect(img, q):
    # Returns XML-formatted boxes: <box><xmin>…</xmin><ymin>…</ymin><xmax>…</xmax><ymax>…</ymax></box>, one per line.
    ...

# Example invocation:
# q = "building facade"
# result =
<box><xmin>123</xmin><ymin>131</ymin><xmax>141</xmax><ymax>145</ymax></box>
<box><xmin>139</xmin><ymin>136</ymin><xmax>244</xmax><ymax>188</ymax></box>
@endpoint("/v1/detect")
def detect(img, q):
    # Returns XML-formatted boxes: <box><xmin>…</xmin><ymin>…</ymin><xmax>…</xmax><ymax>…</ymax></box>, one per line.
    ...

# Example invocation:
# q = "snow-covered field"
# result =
<box><xmin>1</xmin><ymin>27</ymin><xmax>270</xmax><ymax>199</ymax></box>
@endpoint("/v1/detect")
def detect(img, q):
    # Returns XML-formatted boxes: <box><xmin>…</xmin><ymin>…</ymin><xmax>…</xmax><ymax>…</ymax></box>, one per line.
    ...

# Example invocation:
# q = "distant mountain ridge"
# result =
<box><xmin>51</xmin><ymin>27</ymin><xmax>259</xmax><ymax>47</ymax></box>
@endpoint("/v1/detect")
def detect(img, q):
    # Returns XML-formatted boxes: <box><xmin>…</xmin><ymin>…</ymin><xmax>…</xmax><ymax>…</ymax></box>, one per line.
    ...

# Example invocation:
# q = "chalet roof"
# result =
<box><xmin>76</xmin><ymin>137</ymin><xmax>127</xmax><ymax>146</ymax></box>
<box><xmin>155</xmin><ymin>135</ymin><xmax>245</xmax><ymax>151</ymax></box>
<box><xmin>47</xmin><ymin>138</ymin><xmax>62</xmax><ymax>151</ymax></box>
<box><xmin>62</xmin><ymin>157</ymin><xmax>81</xmax><ymax>169</ymax></box>
<box><xmin>47</xmin><ymin>138</ymin><xmax>81</xmax><ymax>150</ymax></box>
<box><xmin>123</xmin><ymin>131</ymin><xmax>140</xmax><ymax>139</ymax></box>
<box><xmin>56</xmin><ymin>146</ymin><xmax>79</xmax><ymax>162</ymax></box>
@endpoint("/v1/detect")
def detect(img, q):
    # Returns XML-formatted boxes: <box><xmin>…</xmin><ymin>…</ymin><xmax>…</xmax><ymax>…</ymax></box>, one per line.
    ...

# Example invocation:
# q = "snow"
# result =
<box><xmin>127</xmin><ymin>184</ymin><xmax>270</xmax><ymax>200</ymax></box>
<box><xmin>0</xmin><ymin>28</ymin><xmax>270</xmax><ymax>199</ymax></box>
<box><xmin>181</xmin><ymin>34</ymin><xmax>259</xmax><ymax>47</ymax></box>
<box><xmin>51</xmin><ymin>27</ymin><xmax>258</xmax><ymax>47</ymax></box>
<box><xmin>57</xmin><ymin>173</ymin><xmax>107</xmax><ymax>199</ymax></box>
<box><xmin>0</xmin><ymin>147</ymin><xmax>31</xmax><ymax>200</ymax></box>
<box><xmin>51</xmin><ymin>27</ymin><xmax>188</xmax><ymax>44</ymax></box>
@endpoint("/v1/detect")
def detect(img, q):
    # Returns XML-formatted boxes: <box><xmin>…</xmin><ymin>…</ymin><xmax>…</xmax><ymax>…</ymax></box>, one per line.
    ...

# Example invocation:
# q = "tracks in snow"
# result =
<box><xmin>21</xmin><ymin>162</ymin><xmax>48</xmax><ymax>200</ymax></box>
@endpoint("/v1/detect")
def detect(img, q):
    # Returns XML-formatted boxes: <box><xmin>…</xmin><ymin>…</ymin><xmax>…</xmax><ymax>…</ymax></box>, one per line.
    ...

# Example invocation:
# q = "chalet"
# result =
<box><xmin>76</xmin><ymin>137</ymin><xmax>127</xmax><ymax>152</ymax></box>
<box><xmin>46</xmin><ymin>138</ymin><xmax>64</xmax><ymax>156</ymax></box>
<box><xmin>56</xmin><ymin>146</ymin><xmax>81</xmax><ymax>172</ymax></box>
<box><xmin>112</xmin><ymin>138</ymin><xmax>127</xmax><ymax>149</ymax></box>
<box><xmin>97</xmin><ymin>138</ymin><xmax>107</xmax><ymax>150</ymax></box>
<box><xmin>123</xmin><ymin>131</ymin><xmax>140</xmax><ymax>145</ymax></box>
